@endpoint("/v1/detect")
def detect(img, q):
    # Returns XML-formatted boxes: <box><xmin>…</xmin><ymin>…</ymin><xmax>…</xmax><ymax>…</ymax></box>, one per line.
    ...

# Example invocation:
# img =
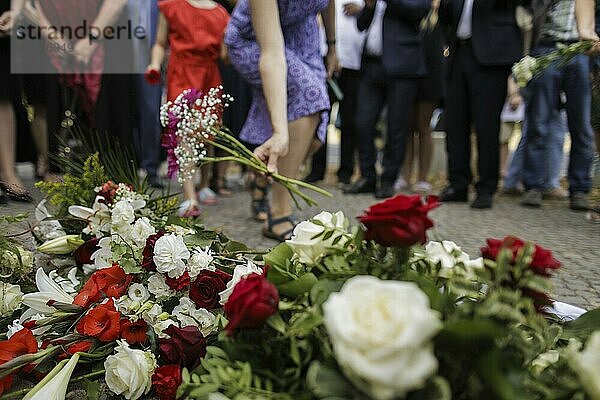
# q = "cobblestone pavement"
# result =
<box><xmin>2</xmin><ymin>178</ymin><xmax>599</xmax><ymax>310</ymax></box>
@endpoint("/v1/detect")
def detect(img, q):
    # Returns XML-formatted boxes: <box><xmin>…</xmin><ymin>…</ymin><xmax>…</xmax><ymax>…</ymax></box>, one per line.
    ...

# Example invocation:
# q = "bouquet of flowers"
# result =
<box><xmin>160</xmin><ymin>87</ymin><xmax>331</xmax><ymax>208</ymax></box>
<box><xmin>512</xmin><ymin>40</ymin><xmax>594</xmax><ymax>87</ymax></box>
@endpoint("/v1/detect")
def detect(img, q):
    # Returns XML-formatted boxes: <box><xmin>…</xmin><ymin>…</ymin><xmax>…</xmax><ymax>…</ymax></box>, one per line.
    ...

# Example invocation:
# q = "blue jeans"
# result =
<box><xmin>134</xmin><ymin>75</ymin><xmax>162</xmax><ymax>178</ymax></box>
<box><xmin>523</xmin><ymin>49</ymin><xmax>594</xmax><ymax>194</ymax></box>
<box><xmin>504</xmin><ymin>111</ymin><xmax>566</xmax><ymax>190</ymax></box>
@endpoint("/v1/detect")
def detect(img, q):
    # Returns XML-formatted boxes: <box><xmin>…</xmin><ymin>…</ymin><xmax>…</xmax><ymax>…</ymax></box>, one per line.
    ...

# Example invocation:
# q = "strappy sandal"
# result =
<box><xmin>0</xmin><ymin>181</ymin><xmax>33</xmax><ymax>202</ymax></box>
<box><xmin>262</xmin><ymin>214</ymin><xmax>298</xmax><ymax>242</ymax></box>
<box><xmin>249</xmin><ymin>178</ymin><xmax>270</xmax><ymax>222</ymax></box>
<box><xmin>177</xmin><ymin>199</ymin><xmax>202</xmax><ymax>218</ymax></box>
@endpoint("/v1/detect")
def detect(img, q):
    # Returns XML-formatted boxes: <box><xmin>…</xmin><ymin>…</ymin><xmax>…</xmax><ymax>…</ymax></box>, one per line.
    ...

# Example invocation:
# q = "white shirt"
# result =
<box><xmin>457</xmin><ymin>0</ymin><xmax>474</xmax><ymax>39</ymax></box>
<box><xmin>365</xmin><ymin>1</ymin><xmax>386</xmax><ymax>57</ymax></box>
<box><xmin>336</xmin><ymin>1</ymin><xmax>368</xmax><ymax>70</ymax></box>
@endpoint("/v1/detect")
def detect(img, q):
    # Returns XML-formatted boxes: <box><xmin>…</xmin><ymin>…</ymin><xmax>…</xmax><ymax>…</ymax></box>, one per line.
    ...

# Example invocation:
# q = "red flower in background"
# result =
<box><xmin>152</xmin><ymin>364</ymin><xmax>182</xmax><ymax>400</ymax></box>
<box><xmin>120</xmin><ymin>319</ymin><xmax>149</xmax><ymax>344</ymax></box>
<box><xmin>224</xmin><ymin>271</ymin><xmax>279</xmax><ymax>335</ymax></box>
<box><xmin>73</xmin><ymin>264</ymin><xmax>132</xmax><ymax>308</ymax></box>
<box><xmin>358</xmin><ymin>194</ymin><xmax>440</xmax><ymax>248</ymax></box>
<box><xmin>76</xmin><ymin>299</ymin><xmax>121</xmax><ymax>342</ymax></box>
<box><xmin>144</xmin><ymin>68</ymin><xmax>161</xmax><ymax>85</ymax></box>
<box><xmin>481</xmin><ymin>236</ymin><xmax>561</xmax><ymax>277</ymax></box>
<box><xmin>97</xmin><ymin>181</ymin><xmax>119</xmax><ymax>204</ymax></box>
<box><xmin>142</xmin><ymin>231</ymin><xmax>165</xmax><ymax>271</ymax></box>
<box><xmin>189</xmin><ymin>269</ymin><xmax>231</xmax><ymax>310</ymax></box>
<box><xmin>165</xmin><ymin>272</ymin><xmax>191</xmax><ymax>292</ymax></box>
<box><xmin>0</xmin><ymin>329</ymin><xmax>38</xmax><ymax>396</ymax></box>
<box><xmin>158</xmin><ymin>325</ymin><xmax>206</xmax><ymax>369</ymax></box>
<box><xmin>74</xmin><ymin>237</ymin><xmax>100</xmax><ymax>266</ymax></box>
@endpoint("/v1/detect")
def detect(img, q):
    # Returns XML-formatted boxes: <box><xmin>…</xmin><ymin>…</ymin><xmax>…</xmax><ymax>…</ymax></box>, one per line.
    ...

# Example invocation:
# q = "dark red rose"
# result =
<box><xmin>74</xmin><ymin>237</ymin><xmax>100</xmax><ymax>266</ymax></box>
<box><xmin>189</xmin><ymin>269</ymin><xmax>232</xmax><ymax>310</ymax></box>
<box><xmin>152</xmin><ymin>364</ymin><xmax>182</xmax><ymax>400</ymax></box>
<box><xmin>158</xmin><ymin>325</ymin><xmax>206</xmax><ymax>369</ymax></box>
<box><xmin>165</xmin><ymin>272</ymin><xmax>191</xmax><ymax>291</ymax></box>
<box><xmin>481</xmin><ymin>236</ymin><xmax>561</xmax><ymax>277</ymax></box>
<box><xmin>120</xmin><ymin>319</ymin><xmax>149</xmax><ymax>344</ymax></box>
<box><xmin>224</xmin><ymin>271</ymin><xmax>279</xmax><ymax>335</ymax></box>
<box><xmin>358</xmin><ymin>194</ymin><xmax>440</xmax><ymax>247</ymax></box>
<box><xmin>144</xmin><ymin>68</ymin><xmax>161</xmax><ymax>85</ymax></box>
<box><xmin>73</xmin><ymin>264</ymin><xmax>132</xmax><ymax>308</ymax></box>
<box><xmin>142</xmin><ymin>231</ymin><xmax>165</xmax><ymax>271</ymax></box>
<box><xmin>76</xmin><ymin>299</ymin><xmax>121</xmax><ymax>342</ymax></box>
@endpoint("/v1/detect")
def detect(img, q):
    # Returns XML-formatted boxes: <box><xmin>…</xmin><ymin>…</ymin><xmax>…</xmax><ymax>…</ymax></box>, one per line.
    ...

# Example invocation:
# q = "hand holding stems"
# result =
<box><xmin>0</xmin><ymin>10</ymin><xmax>13</xmax><ymax>38</ymax></box>
<box><xmin>342</xmin><ymin>2</ymin><xmax>362</xmax><ymax>16</ymax></box>
<box><xmin>254</xmin><ymin>133</ymin><xmax>289</xmax><ymax>175</ymax></box>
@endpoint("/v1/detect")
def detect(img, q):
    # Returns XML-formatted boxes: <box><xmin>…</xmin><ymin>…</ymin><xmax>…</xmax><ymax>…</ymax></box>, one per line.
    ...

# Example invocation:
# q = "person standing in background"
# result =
<box><xmin>148</xmin><ymin>0</ymin><xmax>230</xmax><ymax>216</ymax></box>
<box><xmin>345</xmin><ymin>0</ymin><xmax>431</xmax><ymax>199</ymax></box>
<box><xmin>438</xmin><ymin>0</ymin><xmax>525</xmax><ymax>209</ymax></box>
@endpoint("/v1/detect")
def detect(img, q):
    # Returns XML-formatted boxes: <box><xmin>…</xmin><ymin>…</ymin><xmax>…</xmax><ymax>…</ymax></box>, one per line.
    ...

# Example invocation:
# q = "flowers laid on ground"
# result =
<box><xmin>2</xmin><ymin>171</ymin><xmax>600</xmax><ymax>400</ymax></box>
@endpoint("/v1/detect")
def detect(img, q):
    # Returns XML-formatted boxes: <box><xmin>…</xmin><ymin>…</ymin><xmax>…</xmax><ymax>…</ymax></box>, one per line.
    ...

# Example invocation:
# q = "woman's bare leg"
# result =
<box><xmin>269</xmin><ymin>113</ymin><xmax>320</xmax><ymax>237</ymax></box>
<box><xmin>0</xmin><ymin>100</ymin><xmax>24</xmax><ymax>189</ymax></box>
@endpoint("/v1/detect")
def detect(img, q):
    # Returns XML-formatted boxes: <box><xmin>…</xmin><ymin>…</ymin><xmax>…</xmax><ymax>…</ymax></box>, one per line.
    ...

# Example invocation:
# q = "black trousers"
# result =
<box><xmin>445</xmin><ymin>43</ymin><xmax>510</xmax><ymax>194</ymax></box>
<box><xmin>309</xmin><ymin>68</ymin><xmax>362</xmax><ymax>181</ymax></box>
<box><xmin>355</xmin><ymin>58</ymin><xmax>418</xmax><ymax>184</ymax></box>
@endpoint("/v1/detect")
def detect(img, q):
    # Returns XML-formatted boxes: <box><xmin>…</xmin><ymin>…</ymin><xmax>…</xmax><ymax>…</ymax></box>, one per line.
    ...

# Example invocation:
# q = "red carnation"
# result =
<box><xmin>481</xmin><ymin>236</ymin><xmax>561</xmax><ymax>277</ymax></box>
<box><xmin>120</xmin><ymin>319</ymin><xmax>149</xmax><ymax>344</ymax></box>
<box><xmin>158</xmin><ymin>325</ymin><xmax>206</xmax><ymax>369</ymax></box>
<box><xmin>76</xmin><ymin>299</ymin><xmax>121</xmax><ymax>342</ymax></box>
<box><xmin>152</xmin><ymin>364</ymin><xmax>182</xmax><ymax>400</ymax></box>
<box><xmin>224</xmin><ymin>271</ymin><xmax>279</xmax><ymax>335</ymax></box>
<box><xmin>0</xmin><ymin>329</ymin><xmax>38</xmax><ymax>396</ymax></box>
<box><xmin>165</xmin><ymin>272</ymin><xmax>191</xmax><ymax>291</ymax></box>
<box><xmin>144</xmin><ymin>68</ymin><xmax>161</xmax><ymax>85</ymax></box>
<box><xmin>74</xmin><ymin>237</ymin><xmax>100</xmax><ymax>266</ymax></box>
<box><xmin>142</xmin><ymin>231</ymin><xmax>165</xmax><ymax>271</ymax></box>
<box><xmin>189</xmin><ymin>269</ymin><xmax>231</xmax><ymax>310</ymax></box>
<box><xmin>358</xmin><ymin>194</ymin><xmax>440</xmax><ymax>248</ymax></box>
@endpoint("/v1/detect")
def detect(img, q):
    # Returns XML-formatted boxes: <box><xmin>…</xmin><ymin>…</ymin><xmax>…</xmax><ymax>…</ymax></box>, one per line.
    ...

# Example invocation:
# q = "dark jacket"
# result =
<box><xmin>358</xmin><ymin>0</ymin><xmax>431</xmax><ymax>78</ymax></box>
<box><xmin>440</xmin><ymin>0</ymin><xmax>526</xmax><ymax>67</ymax></box>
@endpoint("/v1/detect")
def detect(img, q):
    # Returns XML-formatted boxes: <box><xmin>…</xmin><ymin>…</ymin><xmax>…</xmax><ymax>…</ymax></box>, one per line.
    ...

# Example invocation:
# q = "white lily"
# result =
<box><xmin>22</xmin><ymin>268</ymin><xmax>74</xmax><ymax>314</ymax></box>
<box><xmin>23</xmin><ymin>353</ymin><xmax>80</xmax><ymax>400</ymax></box>
<box><xmin>33</xmin><ymin>200</ymin><xmax>66</xmax><ymax>241</ymax></box>
<box><xmin>69</xmin><ymin>196</ymin><xmax>111</xmax><ymax>237</ymax></box>
<box><xmin>38</xmin><ymin>235</ymin><xmax>83</xmax><ymax>255</ymax></box>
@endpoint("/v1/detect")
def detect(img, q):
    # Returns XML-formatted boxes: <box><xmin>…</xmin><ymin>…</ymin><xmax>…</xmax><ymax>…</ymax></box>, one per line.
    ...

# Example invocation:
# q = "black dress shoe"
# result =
<box><xmin>375</xmin><ymin>184</ymin><xmax>395</xmax><ymax>199</ymax></box>
<box><xmin>343</xmin><ymin>178</ymin><xmax>376</xmax><ymax>194</ymax></box>
<box><xmin>303</xmin><ymin>174</ymin><xmax>324</xmax><ymax>184</ymax></box>
<box><xmin>471</xmin><ymin>193</ymin><xmax>493</xmax><ymax>209</ymax></box>
<box><xmin>439</xmin><ymin>186</ymin><xmax>468</xmax><ymax>202</ymax></box>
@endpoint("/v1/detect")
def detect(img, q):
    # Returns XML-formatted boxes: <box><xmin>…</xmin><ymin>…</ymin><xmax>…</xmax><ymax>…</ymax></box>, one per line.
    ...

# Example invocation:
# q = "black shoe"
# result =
<box><xmin>375</xmin><ymin>184</ymin><xmax>395</xmax><ymax>199</ymax></box>
<box><xmin>570</xmin><ymin>192</ymin><xmax>590</xmax><ymax>211</ymax></box>
<box><xmin>148</xmin><ymin>175</ymin><xmax>164</xmax><ymax>189</ymax></box>
<box><xmin>344</xmin><ymin>178</ymin><xmax>376</xmax><ymax>194</ymax></box>
<box><xmin>303</xmin><ymin>174</ymin><xmax>324</xmax><ymax>184</ymax></box>
<box><xmin>337</xmin><ymin>176</ymin><xmax>351</xmax><ymax>186</ymax></box>
<box><xmin>0</xmin><ymin>188</ymin><xmax>7</xmax><ymax>205</ymax></box>
<box><xmin>439</xmin><ymin>186</ymin><xmax>468</xmax><ymax>202</ymax></box>
<box><xmin>471</xmin><ymin>193</ymin><xmax>493</xmax><ymax>209</ymax></box>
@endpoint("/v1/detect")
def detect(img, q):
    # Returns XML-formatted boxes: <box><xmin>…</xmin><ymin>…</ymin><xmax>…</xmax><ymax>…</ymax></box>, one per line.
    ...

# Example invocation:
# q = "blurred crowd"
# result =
<box><xmin>0</xmin><ymin>0</ymin><xmax>599</xmax><ymax>220</ymax></box>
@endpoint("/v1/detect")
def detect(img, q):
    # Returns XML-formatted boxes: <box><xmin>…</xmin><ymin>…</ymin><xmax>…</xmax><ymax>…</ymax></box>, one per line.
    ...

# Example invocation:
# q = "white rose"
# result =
<box><xmin>286</xmin><ymin>211</ymin><xmax>348</xmax><ymax>266</ymax></box>
<box><xmin>128</xmin><ymin>283</ymin><xmax>150</xmax><ymax>304</ymax></box>
<box><xmin>0</xmin><ymin>282</ymin><xmax>23</xmax><ymax>317</ymax></box>
<box><xmin>104</xmin><ymin>340</ymin><xmax>157</xmax><ymax>400</ymax></box>
<box><xmin>172</xmin><ymin>297</ymin><xmax>217</xmax><ymax>336</ymax></box>
<box><xmin>568</xmin><ymin>332</ymin><xmax>600</xmax><ymax>399</ymax></box>
<box><xmin>147</xmin><ymin>273</ymin><xmax>175</xmax><ymax>301</ymax></box>
<box><xmin>188</xmin><ymin>247</ymin><xmax>215</xmax><ymax>278</ymax></box>
<box><xmin>130</xmin><ymin>217</ymin><xmax>156</xmax><ymax>249</ymax></box>
<box><xmin>219</xmin><ymin>260</ymin><xmax>262</xmax><ymax>305</ymax></box>
<box><xmin>111</xmin><ymin>199</ymin><xmax>136</xmax><ymax>230</ymax></box>
<box><xmin>425</xmin><ymin>241</ymin><xmax>483</xmax><ymax>279</ymax></box>
<box><xmin>323</xmin><ymin>276</ymin><xmax>442</xmax><ymax>400</ymax></box>
<box><xmin>153</xmin><ymin>234</ymin><xmax>190</xmax><ymax>278</ymax></box>
<box><xmin>90</xmin><ymin>237</ymin><xmax>113</xmax><ymax>271</ymax></box>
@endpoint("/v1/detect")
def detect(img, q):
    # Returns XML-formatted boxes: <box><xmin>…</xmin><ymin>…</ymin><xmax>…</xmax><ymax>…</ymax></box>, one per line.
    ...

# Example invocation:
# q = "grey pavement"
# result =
<box><xmin>2</xmin><ymin>176</ymin><xmax>599</xmax><ymax>310</ymax></box>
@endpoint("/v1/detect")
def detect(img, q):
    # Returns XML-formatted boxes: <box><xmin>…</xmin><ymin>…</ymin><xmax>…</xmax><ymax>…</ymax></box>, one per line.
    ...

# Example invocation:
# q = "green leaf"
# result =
<box><xmin>310</xmin><ymin>279</ymin><xmax>343</xmax><ymax>306</ymax></box>
<box><xmin>188</xmin><ymin>383</ymin><xmax>222</xmax><ymax>397</ymax></box>
<box><xmin>224</xmin><ymin>241</ymin><xmax>249</xmax><ymax>253</ymax></box>
<box><xmin>267</xmin><ymin>313</ymin><xmax>287</xmax><ymax>334</ymax></box>
<box><xmin>277</xmin><ymin>273</ymin><xmax>318</xmax><ymax>298</ymax></box>
<box><xmin>264</xmin><ymin>243</ymin><xmax>294</xmax><ymax>269</ymax></box>
<box><xmin>436</xmin><ymin>319</ymin><xmax>507</xmax><ymax>354</ymax></box>
<box><xmin>561</xmin><ymin>308</ymin><xmax>600</xmax><ymax>341</ymax></box>
<box><xmin>306</xmin><ymin>361</ymin><xmax>353</xmax><ymax>398</ymax></box>
<box><xmin>407</xmin><ymin>376</ymin><xmax>451</xmax><ymax>400</ymax></box>
<box><xmin>82</xmin><ymin>379</ymin><xmax>101</xmax><ymax>400</ymax></box>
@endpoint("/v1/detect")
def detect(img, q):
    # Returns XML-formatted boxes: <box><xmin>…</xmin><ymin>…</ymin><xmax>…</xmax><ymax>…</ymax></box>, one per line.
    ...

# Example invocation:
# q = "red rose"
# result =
<box><xmin>142</xmin><ymin>231</ymin><xmax>165</xmax><ymax>271</ymax></box>
<box><xmin>73</xmin><ymin>264</ymin><xmax>132</xmax><ymax>308</ymax></box>
<box><xmin>76</xmin><ymin>299</ymin><xmax>121</xmax><ymax>342</ymax></box>
<box><xmin>120</xmin><ymin>319</ymin><xmax>149</xmax><ymax>344</ymax></box>
<box><xmin>189</xmin><ymin>269</ymin><xmax>232</xmax><ymax>310</ymax></box>
<box><xmin>165</xmin><ymin>272</ymin><xmax>191</xmax><ymax>291</ymax></box>
<box><xmin>224</xmin><ymin>271</ymin><xmax>279</xmax><ymax>335</ymax></box>
<box><xmin>144</xmin><ymin>68</ymin><xmax>161</xmax><ymax>85</ymax></box>
<box><xmin>74</xmin><ymin>238</ymin><xmax>100</xmax><ymax>266</ymax></box>
<box><xmin>0</xmin><ymin>328</ymin><xmax>38</xmax><ymax>396</ymax></box>
<box><xmin>358</xmin><ymin>194</ymin><xmax>440</xmax><ymax>247</ymax></box>
<box><xmin>158</xmin><ymin>325</ymin><xmax>206</xmax><ymax>369</ymax></box>
<box><xmin>481</xmin><ymin>236</ymin><xmax>561</xmax><ymax>277</ymax></box>
<box><xmin>152</xmin><ymin>364</ymin><xmax>182</xmax><ymax>400</ymax></box>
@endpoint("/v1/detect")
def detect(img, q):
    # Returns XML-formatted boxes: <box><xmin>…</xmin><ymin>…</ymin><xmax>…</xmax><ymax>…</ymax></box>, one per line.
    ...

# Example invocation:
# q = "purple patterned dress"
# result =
<box><xmin>224</xmin><ymin>0</ymin><xmax>330</xmax><ymax>145</ymax></box>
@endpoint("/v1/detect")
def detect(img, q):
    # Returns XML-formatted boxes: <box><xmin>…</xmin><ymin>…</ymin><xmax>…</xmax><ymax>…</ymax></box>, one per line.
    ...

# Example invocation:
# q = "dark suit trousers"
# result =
<box><xmin>355</xmin><ymin>58</ymin><xmax>418</xmax><ymax>184</ymax></box>
<box><xmin>445</xmin><ymin>43</ymin><xmax>510</xmax><ymax>194</ymax></box>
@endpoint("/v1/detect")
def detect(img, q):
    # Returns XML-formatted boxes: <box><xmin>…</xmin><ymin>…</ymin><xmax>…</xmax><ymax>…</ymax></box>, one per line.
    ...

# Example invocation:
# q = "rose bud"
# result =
<box><xmin>158</xmin><ymin>325</ymin><xmax>206</xmax><ymax>369</ymax></box>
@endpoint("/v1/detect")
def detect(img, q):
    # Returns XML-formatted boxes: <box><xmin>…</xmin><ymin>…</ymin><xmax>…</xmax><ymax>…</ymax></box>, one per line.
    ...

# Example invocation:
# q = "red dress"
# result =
<box><xmin>159</xmin><ymin>0</ymin><xmax>229</xmax><ymax>101</ymax></box>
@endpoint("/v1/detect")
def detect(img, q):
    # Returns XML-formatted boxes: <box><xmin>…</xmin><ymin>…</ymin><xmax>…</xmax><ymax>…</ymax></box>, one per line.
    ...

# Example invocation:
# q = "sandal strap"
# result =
<box><xmin>267</xmin><ymin>214</ymin><xmax>297</xmax><ymax>229</ymax></box>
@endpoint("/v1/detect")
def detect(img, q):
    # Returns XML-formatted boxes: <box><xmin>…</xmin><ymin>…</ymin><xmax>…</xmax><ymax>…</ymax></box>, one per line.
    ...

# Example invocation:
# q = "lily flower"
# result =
<box><xmin>23</xmin><ymin>353</ymin><xmax>80</xmax><ymax>400</ymax></box>
<box><xmin>69</xmin><ymin>196</ymin><xmax>111</xmax><ymax>237</ymax></box>
<box><xmin>38</xmin><ymin>235</ymin><xmax>84</xmax><ymax>255</ymax></box>
<box><xmin>22</xmin><ymin>268</ymin><xmax>74</xmax><ymax>315</ymax></box>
